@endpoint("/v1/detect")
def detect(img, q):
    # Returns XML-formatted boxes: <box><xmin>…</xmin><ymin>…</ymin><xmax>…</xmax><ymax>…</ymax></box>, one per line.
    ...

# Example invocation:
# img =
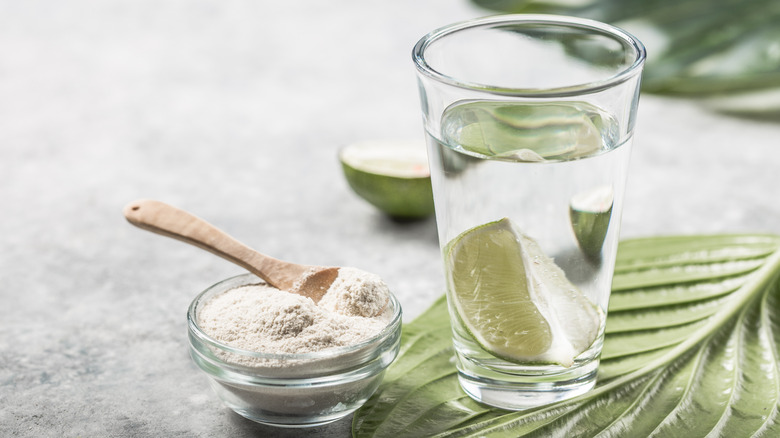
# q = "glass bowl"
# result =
<box><xmin>187</xmin><ymin>273</ymin><xmax>403</xmax><ymax>428</ymax></box>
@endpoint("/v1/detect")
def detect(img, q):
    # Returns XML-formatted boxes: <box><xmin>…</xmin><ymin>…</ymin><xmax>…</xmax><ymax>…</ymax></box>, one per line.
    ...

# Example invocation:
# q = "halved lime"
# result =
<box><xmin>445</xmin><ymin>218</ymin><xmax>602</xmax><ymax>367</ymax></box>
<box><xmin>339</xmin><ymin>140</ymin><xmax>434</xmax><ymax>220</ymax></box>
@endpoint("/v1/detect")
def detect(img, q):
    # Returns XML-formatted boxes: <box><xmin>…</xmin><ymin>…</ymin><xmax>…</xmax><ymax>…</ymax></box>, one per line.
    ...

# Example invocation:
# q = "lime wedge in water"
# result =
<box><xmin>339</xmin><ymin>141</ymin><xmax>434</xmax><ymax>220</ymax></box>
<box><xmin>445</xmin><ymin>218</ymin><xmax>602</xmax><ymax>367</ymax></box>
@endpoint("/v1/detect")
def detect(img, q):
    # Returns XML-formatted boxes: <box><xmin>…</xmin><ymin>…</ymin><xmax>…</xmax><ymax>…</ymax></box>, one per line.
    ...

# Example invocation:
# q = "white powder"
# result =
<box><xmin>318</xmin><ymin>267</ymin><xmax>390</xmax><ymax>318</ymax></box>
<box><xmin>197</xmin><ymin>267</ymin><xmax>392</xmax><ymax>361</ymax></box>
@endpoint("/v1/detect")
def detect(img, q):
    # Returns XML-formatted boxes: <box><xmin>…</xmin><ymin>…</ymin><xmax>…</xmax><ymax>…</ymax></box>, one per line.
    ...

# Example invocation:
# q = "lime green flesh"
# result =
<box><xmin>449</xmin><ymin>222</ymin><xmax>553</xmax><ymax>357</ymax></box>
<box><xmin>446</xmin><ymin>218</ymin><xmax>602</xmax><ymax>366</ymax></box>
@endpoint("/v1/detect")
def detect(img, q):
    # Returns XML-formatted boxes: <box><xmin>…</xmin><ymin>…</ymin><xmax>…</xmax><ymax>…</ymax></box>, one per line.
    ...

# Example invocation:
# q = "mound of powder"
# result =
<box><xmin>197</xmin><ymin>269</ymin><xmax>392</xmax><ymax>361</ymax></box>
<box><xmin>318</xmin><ymin>267</ymin><xmax>390</xmax><ymax>318</ymax></box>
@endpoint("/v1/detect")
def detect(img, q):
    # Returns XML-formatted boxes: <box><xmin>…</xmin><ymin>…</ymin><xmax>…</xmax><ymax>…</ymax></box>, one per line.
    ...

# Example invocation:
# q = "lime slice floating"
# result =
<box><xmin>445</xmin><ymin>218</ymin><xmax>602</xmax><ymax>367</ymax></box>
<box><xmin>339</xmin><ymin>140</ymin><xmax>434</xmax><ymax>220</ymax></box>
<box><xmin>441</xmin><ymin>101</ymin><xmax>606</xmax><ymax>162</ymax></box>
<box><xmin>570</xmin><ymin>186</ymin><xmax>614</xmax><ymax>259</ymax></box>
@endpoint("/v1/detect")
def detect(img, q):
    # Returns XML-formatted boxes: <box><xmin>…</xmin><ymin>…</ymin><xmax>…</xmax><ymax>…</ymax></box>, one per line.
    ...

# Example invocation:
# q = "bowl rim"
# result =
<box><xmin>187</xmin><ymin>273</ymin><xmax>403</xmax><ymax>363</ymax></box>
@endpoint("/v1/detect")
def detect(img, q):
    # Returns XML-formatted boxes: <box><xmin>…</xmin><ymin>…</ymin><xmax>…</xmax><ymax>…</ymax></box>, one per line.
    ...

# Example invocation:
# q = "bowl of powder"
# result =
<box><xmin>187</xmin><ymin>270</ymin><xmax>402</xmax><ymax>428</ymax></box>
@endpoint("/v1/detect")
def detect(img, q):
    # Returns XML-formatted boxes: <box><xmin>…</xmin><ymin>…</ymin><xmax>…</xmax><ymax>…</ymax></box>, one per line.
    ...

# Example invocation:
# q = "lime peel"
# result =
<box><xmin>570</xmin><ymin>186</ymin><xmax>614</xmax><ymax>259</ymax></box>
<box><xmin>339</xmin><ymin>141</ymin><xmax>434</xmax><ymax>219</ymax></box>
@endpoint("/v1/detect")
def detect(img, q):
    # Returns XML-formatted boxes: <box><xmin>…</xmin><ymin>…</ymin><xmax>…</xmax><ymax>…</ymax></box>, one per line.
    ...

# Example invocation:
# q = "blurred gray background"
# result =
<box><xmin>2</xmin><ymin>1</ymin><xmax>779</xmax><ymax>436</ymax></box>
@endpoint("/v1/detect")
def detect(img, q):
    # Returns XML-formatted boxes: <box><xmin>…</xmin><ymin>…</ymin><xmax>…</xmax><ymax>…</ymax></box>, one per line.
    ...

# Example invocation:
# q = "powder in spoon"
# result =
<box><xmin>196</xmin><ymin>267</ymin><xmax>391</xmax><ymax>359</ymax></box>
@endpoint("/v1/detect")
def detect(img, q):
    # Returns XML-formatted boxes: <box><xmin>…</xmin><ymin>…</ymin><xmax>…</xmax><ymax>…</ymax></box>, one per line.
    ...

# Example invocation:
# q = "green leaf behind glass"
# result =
<box><xmin>353</xmin><ymin>234</ymin><xmax>780</xmax><ymax>437</ymax></box>
<box><xmin>469</xmin><ymin>0</ymin><xmax>780</xmax><ymax>117</ymax></box>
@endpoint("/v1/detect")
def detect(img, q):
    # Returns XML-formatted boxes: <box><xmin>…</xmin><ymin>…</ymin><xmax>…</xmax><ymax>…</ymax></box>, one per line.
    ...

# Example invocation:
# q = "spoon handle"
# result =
<box><xmin>123</xmin><ymin>199</ymin><xmax>302</xmax><ymax>290</ymax></box>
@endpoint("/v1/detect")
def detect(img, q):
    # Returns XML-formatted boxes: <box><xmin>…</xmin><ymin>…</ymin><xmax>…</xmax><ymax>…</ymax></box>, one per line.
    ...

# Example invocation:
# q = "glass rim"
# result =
<box><xmin>412</xmin><ymin>14</ymin><xmax>647</xmax><ymax>97</ymax></box>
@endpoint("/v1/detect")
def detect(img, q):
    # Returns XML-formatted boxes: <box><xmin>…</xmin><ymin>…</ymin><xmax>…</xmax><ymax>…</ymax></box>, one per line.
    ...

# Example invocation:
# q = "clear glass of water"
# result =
<box><xmin>413</xmin><ymin>15</ymin><xmax>646</xmax><ymax>410</ymax></box>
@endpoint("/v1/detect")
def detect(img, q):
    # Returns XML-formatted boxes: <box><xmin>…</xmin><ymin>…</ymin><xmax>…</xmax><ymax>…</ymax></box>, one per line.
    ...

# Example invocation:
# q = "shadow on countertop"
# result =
<box><xmin>228</xmin><ymin>410</ymin><xmax>353</xmax><ymax>438</ymax></box>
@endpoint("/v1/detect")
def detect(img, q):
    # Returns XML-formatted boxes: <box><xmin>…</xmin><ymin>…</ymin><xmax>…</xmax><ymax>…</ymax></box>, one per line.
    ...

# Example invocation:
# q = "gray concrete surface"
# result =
<box><xmin>2</xmin><ymin>1</ymin><xmax>779</xmax><ymax>437</ymax></box>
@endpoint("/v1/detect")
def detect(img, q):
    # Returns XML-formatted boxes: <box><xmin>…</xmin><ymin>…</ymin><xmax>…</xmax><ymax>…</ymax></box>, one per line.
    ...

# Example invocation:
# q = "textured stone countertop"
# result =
<box><xmin>2</xmin><ymin>1</ymin><xmax>779</xmax><ymax>437</ymax></box>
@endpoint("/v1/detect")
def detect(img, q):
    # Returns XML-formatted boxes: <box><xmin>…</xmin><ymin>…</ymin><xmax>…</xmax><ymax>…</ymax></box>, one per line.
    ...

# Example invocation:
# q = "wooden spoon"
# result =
<box><xmin>123</xmin><ymin>199</ymin><xmax>339</xmax><ymax>303</ymax></box>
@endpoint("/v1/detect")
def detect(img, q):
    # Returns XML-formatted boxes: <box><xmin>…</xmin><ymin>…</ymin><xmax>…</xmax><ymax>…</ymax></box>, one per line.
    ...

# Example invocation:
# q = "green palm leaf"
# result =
<box><xmin>469</xmin><ymin>0</ymin><xmax>780</xmax><ymax>117</ymax></box>
<box><xmin>353</xmin><ymin>234</ymin><xmax>780</xmax><ymax>437</ymax></box>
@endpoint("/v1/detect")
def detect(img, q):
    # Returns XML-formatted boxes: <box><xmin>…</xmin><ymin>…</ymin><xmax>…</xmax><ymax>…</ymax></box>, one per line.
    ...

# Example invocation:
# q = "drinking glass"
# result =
<box><xmin>413</xmin><ymin>14</ymin><xmax>646</xmax><ymax>410</ymax></box>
